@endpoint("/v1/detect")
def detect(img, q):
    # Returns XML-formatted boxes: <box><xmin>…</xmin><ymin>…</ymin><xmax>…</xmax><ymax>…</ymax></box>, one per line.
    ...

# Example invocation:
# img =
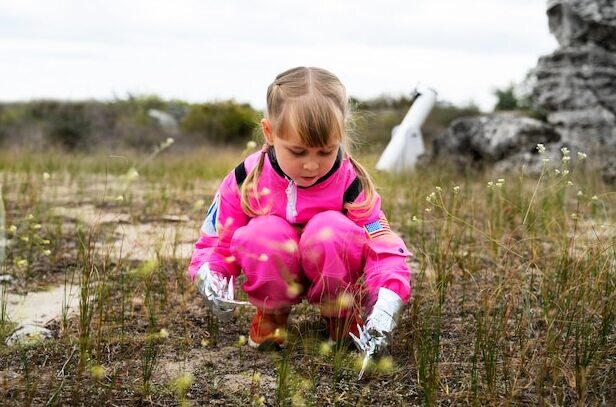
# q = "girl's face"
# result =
<box><xmin>262</xmin><ymin>119</ymin><xmax>340</xmax><ymax>187</ymax></box>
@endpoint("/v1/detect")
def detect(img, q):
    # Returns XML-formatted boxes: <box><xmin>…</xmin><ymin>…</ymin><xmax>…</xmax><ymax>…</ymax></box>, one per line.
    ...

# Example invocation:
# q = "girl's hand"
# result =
<box><xmin>351</xmin><ymin>287</ymin><xmax>403</xmax><ymax>355</ymax></box>
<box><xmin>195</xmin><ymin>263</ymin><xmax>234</xmax><ymax>321</ymax></box>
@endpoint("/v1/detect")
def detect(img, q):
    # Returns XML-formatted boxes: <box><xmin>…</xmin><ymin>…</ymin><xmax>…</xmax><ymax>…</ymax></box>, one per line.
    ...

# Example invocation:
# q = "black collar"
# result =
<box><xmin>267</xmin><ymin>147</ymin><xmax>343</xmax><ymax>189</ymax></box>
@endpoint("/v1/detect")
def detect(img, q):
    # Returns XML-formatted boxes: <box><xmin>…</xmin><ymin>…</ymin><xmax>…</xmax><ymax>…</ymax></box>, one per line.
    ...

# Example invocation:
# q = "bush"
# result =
<box><xmin>181</xmin><ymin>100</ymin><xmax>260</xmax><ymax>144</ymax></box>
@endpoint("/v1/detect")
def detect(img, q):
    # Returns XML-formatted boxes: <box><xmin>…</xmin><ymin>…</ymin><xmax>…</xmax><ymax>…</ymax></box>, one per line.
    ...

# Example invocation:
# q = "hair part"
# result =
<box><xmin>240</xmin><ymin>66</ymin><xmax>377</xmax><ymax>216</ymax></box>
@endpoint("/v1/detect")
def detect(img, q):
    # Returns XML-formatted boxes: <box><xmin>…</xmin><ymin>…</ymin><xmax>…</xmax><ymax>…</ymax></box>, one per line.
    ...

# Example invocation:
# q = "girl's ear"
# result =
<box><xmin>261</xmin><ymin>119</ymin><xmax>274</xmax><ymax>145</ymax></box>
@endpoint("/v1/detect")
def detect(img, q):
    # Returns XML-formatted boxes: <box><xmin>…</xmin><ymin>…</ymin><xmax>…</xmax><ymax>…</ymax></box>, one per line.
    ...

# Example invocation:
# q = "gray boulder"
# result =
<box><xmin>427</xmin><ymin>114</ymin><xmax>560</xmax><ymax>170</ymax></box>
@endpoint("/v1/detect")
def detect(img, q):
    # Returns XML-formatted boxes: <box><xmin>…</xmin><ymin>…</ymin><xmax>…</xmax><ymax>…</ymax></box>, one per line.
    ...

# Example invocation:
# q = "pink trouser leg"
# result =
<box><xmin>230</xmin><ymin>215</ymin><xmax>302</xmax><ymax>312</ymax></box>
<box><xmin>299</xmin><ymin>211</ymin><xmax>366</xmax><ymax>317</ymax></box>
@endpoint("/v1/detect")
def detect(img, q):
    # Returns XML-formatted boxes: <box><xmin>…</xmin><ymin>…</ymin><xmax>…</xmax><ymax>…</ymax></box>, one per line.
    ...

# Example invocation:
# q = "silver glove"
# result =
<box><xmin>195</xmin><ymin>263</ymin><xmax>234</xmax><ymax>322</ymax></box>
<box><xmin>351</xmin><ymin>287</ymin><xmax>403</xmax><ymax>358</ymax></box>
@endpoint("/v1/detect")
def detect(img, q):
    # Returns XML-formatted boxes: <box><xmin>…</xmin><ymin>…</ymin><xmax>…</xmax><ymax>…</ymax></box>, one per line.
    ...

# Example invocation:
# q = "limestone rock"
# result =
<box><xmin>547</xmin><ymin>0</ymin><xmax>616</xmax><ymax>51</ymax></box>
<box><xmin>532</xmin><ymin>44</ymin><xmax>616</xmax><ymax>149</ymax></box>
<box><xmin>427</xmin><ymin>114</ymin><xmax>560</xmax><ymax>169</ymax></box>
<box><xmin>533</xmin><ymin>0</ymin><xmax>616</xmax><ymax>182</ymax></box>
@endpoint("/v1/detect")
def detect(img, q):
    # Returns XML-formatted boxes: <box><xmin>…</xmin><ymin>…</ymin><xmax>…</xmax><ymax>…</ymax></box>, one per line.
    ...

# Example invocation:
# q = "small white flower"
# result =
<box><xmin>411</xmin><ymin>215</ymin><xmax>419</xmax><ymax>222</ymax></box>
<box><xmin>495</xmin><ymin>182</ymin><xmax>503</xmax><ymax>188</ymax></box>
<box><xmin>497</xmin><ymin>178</ymin><xmax>505</xmax><ymax>183</ymax></box>
<box><xmin>542</xmin><ymin>158</ymin><xmax>551</xmax><ymax>163</ymax></box>
<box><xmin>487</xmin><ymin>181</ymin><xmax>494</xmax><ymax>188</ymax></box>
<box><xmin>453</xmin><ymin>185</ymin><xmax>460</xmax><ymax>194</ymax></box>
<box><xmin>561</xmin><ymin>147</ymin><xmax>570</xmax><ymax>156</ymax></box>
<box><xmin>577</xmin><ymin>152</ymin><xmax>587</xmax><ymax>160</ymax></box>
<box><xmin>166</xmin><ymin>137</ymin><xmax>175</xmax><ymax>145</ymax></box>
<box><xmin>159</xmin><ymin>328</ymin><xmax>169</xmax><ymax>339</ymax></box>
<box><xmin>567</xmin><ymin>181</ymin><xmax>574</xmax><ymax>187</ymax></box>
<box><xmin>591</xmin><ymin>195</ymin><xmax>599</xmax><ymax>201</ymax></box>
<box><xmin>577</xmin><ymin>190</ymin><xmax>583</xmax><ymax>197</ymax></box>
<box><xmin>8</xmin><ymin>225</ymin><xmax>17</xmax><ymax>233</ymax></box>
<box><xmin>536</xmin><ymin>144</ymin><xmax>546</xmax><ymax>154</ymax></box>
<box><xmin>126</xmin><ymin>167</ymin><xmax>139</xmax><ymax>180</ymax></box>
<box><xmin>571</xmin><ymin>213</ymin><xmax>578</xmax><ymax>220</ymax></box>
<box><xmin>562</xmin><ymin>169</ymin><xmax>570</xmax><ymax>176</ymax></box>
<box><xmin>115</xmin><ymin>195</ymin><xmax>124</xmax><ymax>202</ymax></box>
<box><xmin>562</xmin><ymin>155</ymin><xmax>571</xmax><ymax>163</ymax></box>
<box><xmin>43</xmin><ymin>172</ymin><xmax>51</xmax><ymax>180</ymax></box>
<box><xmin>435</xmin><ymin>186</ymin><xmax>442</xmax><ymax>192</ymax></box>
<box><xmin>43</xmin><ymin>249</ymin><xmax>52</xmax><ymax>256</ymax></box>
<box><xmin>555</xmin><ymin>169</ymin><xmax>561</xmax><ymax>175</ymax></box>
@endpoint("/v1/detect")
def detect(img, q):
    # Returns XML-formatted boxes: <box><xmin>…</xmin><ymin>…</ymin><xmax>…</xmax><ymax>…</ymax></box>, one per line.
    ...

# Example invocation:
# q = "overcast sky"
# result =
<box><xmin>0</xmin><ymin>0</ymin><xmax>558</xmax><ymax>112</ymax></box>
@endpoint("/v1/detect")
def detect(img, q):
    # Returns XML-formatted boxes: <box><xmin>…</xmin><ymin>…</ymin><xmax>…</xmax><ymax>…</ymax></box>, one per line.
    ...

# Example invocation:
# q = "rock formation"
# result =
<box><xmin>426</xmin><ymin>114</ymin><xmax>560</xmax><ymax>172</ymax></box>
<box><xmin>534</xmin><ymin>0</ymin><xmax>616</xmax><ymax>180</ymax></box>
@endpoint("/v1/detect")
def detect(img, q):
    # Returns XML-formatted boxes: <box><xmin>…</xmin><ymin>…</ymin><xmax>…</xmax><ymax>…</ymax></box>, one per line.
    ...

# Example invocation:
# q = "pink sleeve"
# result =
<box><xmin>346</xmin><ymin>191</ymin><xmax>412</xmax><ymax>305</ymax></box>
<box><xmin>188</xmin><ymin>170</ymin><xmax>249</xmax><ymax>281</ymax></box>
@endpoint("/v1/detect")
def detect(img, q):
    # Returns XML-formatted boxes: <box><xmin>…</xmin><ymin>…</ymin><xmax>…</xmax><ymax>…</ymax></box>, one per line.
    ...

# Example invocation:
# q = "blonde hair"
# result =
<box><xmin>240</xmin><ymin>66</ymin><xmax>376</xmax><ymax>217</ymax></box>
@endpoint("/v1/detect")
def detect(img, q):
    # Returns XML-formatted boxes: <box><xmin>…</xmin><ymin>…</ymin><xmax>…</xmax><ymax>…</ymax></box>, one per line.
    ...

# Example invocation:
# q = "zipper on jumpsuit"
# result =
<box><xmin>285</xmin><ymin>179</ymin><xmax>298</xmax><ymax>223</ymax></box>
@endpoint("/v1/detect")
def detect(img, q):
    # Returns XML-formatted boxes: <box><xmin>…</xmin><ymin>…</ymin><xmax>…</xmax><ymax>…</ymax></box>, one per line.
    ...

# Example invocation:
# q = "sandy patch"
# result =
<box><xmin>6</xmin><ymin>284</ymin><xmax>79</xmax><ymax>326</ymax></box>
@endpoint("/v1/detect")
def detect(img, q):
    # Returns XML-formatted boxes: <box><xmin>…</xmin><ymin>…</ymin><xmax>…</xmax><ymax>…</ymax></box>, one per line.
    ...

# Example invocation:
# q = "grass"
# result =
<box><xmin>0</xmin><ymin>145</ymin><xmax>614</xmax><ymax>405</ymax></box>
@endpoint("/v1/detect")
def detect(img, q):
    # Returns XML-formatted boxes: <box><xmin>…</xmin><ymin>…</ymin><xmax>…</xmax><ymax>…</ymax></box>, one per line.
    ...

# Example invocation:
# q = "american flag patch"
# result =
<box><xmin>364</xmin><ymin>215</ymin><xmax>393</xmax><ymax>239</ymax></box>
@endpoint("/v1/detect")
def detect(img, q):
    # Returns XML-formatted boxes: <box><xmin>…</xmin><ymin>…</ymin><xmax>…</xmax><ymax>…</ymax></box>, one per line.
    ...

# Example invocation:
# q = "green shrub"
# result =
<box><xmin>181</xmin><ymin>100</ymin><xmax>260</xmax><ymax>144</ymax></box>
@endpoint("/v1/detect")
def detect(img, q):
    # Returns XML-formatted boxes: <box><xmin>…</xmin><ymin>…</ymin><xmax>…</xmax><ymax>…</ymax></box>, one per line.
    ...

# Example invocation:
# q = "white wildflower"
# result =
<box><xmin>577</xmin><ymin>152</ymin><xmax>587</xmax><ymax>160</ymax></box>
<box><xmin>536</xmin><ymin>144</ymin><xmax>546</xmax><ymax>154</ymax></box>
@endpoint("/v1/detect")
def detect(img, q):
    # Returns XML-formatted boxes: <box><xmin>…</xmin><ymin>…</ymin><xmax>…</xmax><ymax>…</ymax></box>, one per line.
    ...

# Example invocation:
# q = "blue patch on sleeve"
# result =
<box><xmin>201</xmin><ymin>193</ymin><xmax>220</xmax><ymax>236</ymax></box>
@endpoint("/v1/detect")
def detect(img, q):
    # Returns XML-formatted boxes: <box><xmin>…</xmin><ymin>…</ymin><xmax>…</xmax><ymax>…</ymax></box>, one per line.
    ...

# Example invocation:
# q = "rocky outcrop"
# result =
<box><xmin>546</xmin><ymin>0</ymin><xmax>616</xmax><ymax>51</ymax></box>
<box><xmin>426</xmin><ymin>114</ymin><xmax>560</xmax><ymax>171</ymax></box>
<box><xmin>534</xmin><ymin>0</ymin><xmax>616</xmax><ymax>180</ymax></box>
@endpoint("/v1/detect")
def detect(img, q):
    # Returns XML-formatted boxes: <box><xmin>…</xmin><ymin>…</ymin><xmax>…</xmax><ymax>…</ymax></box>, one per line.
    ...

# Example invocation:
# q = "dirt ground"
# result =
<box><xmin>1</xmin><ymin>175</ymin><xmax>429</xmax><ymax>406</ymax></box>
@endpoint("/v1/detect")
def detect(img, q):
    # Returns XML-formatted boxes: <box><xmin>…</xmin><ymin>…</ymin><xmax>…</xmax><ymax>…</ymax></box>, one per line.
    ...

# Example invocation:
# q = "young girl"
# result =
<box><xmin>189</xmin><ymin>67</ymin><xmax>411</xmax><ymax>353</ymax></box>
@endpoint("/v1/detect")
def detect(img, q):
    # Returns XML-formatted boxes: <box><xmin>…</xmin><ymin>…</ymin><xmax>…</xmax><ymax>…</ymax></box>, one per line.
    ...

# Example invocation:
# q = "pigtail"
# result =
<box><xmin>345</xmin><ymin>155</ymin><xmax>378</xmax><ymax>216</ymax></box>
<box><xmin>240</xmin><ymin>144</ymin><xmax>269</xmax><ymax>217</ymax></box>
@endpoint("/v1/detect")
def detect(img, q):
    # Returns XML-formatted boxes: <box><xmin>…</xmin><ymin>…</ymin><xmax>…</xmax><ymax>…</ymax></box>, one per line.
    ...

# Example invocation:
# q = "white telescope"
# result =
<box><xmin>375</xmin><ymin>85</ymin><xmax>437</xmax><ymax>172</ymax></box>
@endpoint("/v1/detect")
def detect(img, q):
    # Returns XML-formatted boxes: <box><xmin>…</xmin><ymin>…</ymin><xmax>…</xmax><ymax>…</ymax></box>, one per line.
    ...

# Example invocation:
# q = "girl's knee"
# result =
<box><xmin>233</xmin><ymin>215</ymin><xmax>299</xmax><ymax>251</ymax></box>
<box><xmin>299</xmin><ymin>210</ymin><xmax>364</xmax><ymax>252</ymax></box>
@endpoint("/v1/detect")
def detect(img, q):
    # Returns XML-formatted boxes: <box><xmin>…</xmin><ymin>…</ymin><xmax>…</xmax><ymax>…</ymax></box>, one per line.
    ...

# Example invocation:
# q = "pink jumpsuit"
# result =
<box><xmin>189</xmin><ymin>149</ymin><xmax>412</xmax><ymax>317</ymax></box>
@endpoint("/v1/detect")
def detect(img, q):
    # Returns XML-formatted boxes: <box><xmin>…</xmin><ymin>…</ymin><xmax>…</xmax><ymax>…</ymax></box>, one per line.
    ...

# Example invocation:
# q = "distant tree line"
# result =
<box><xmin>0</xmin><ymin>93</ymin><xmax>484</xmax><ymax>152</ymax></box>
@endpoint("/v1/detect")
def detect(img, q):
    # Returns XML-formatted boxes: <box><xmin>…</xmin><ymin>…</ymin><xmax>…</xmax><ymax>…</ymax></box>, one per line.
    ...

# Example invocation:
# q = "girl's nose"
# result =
<box><xmin>303</xmin><ymin>161</ymin><xmax>319</xmax><ymax>171</ymax></box>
